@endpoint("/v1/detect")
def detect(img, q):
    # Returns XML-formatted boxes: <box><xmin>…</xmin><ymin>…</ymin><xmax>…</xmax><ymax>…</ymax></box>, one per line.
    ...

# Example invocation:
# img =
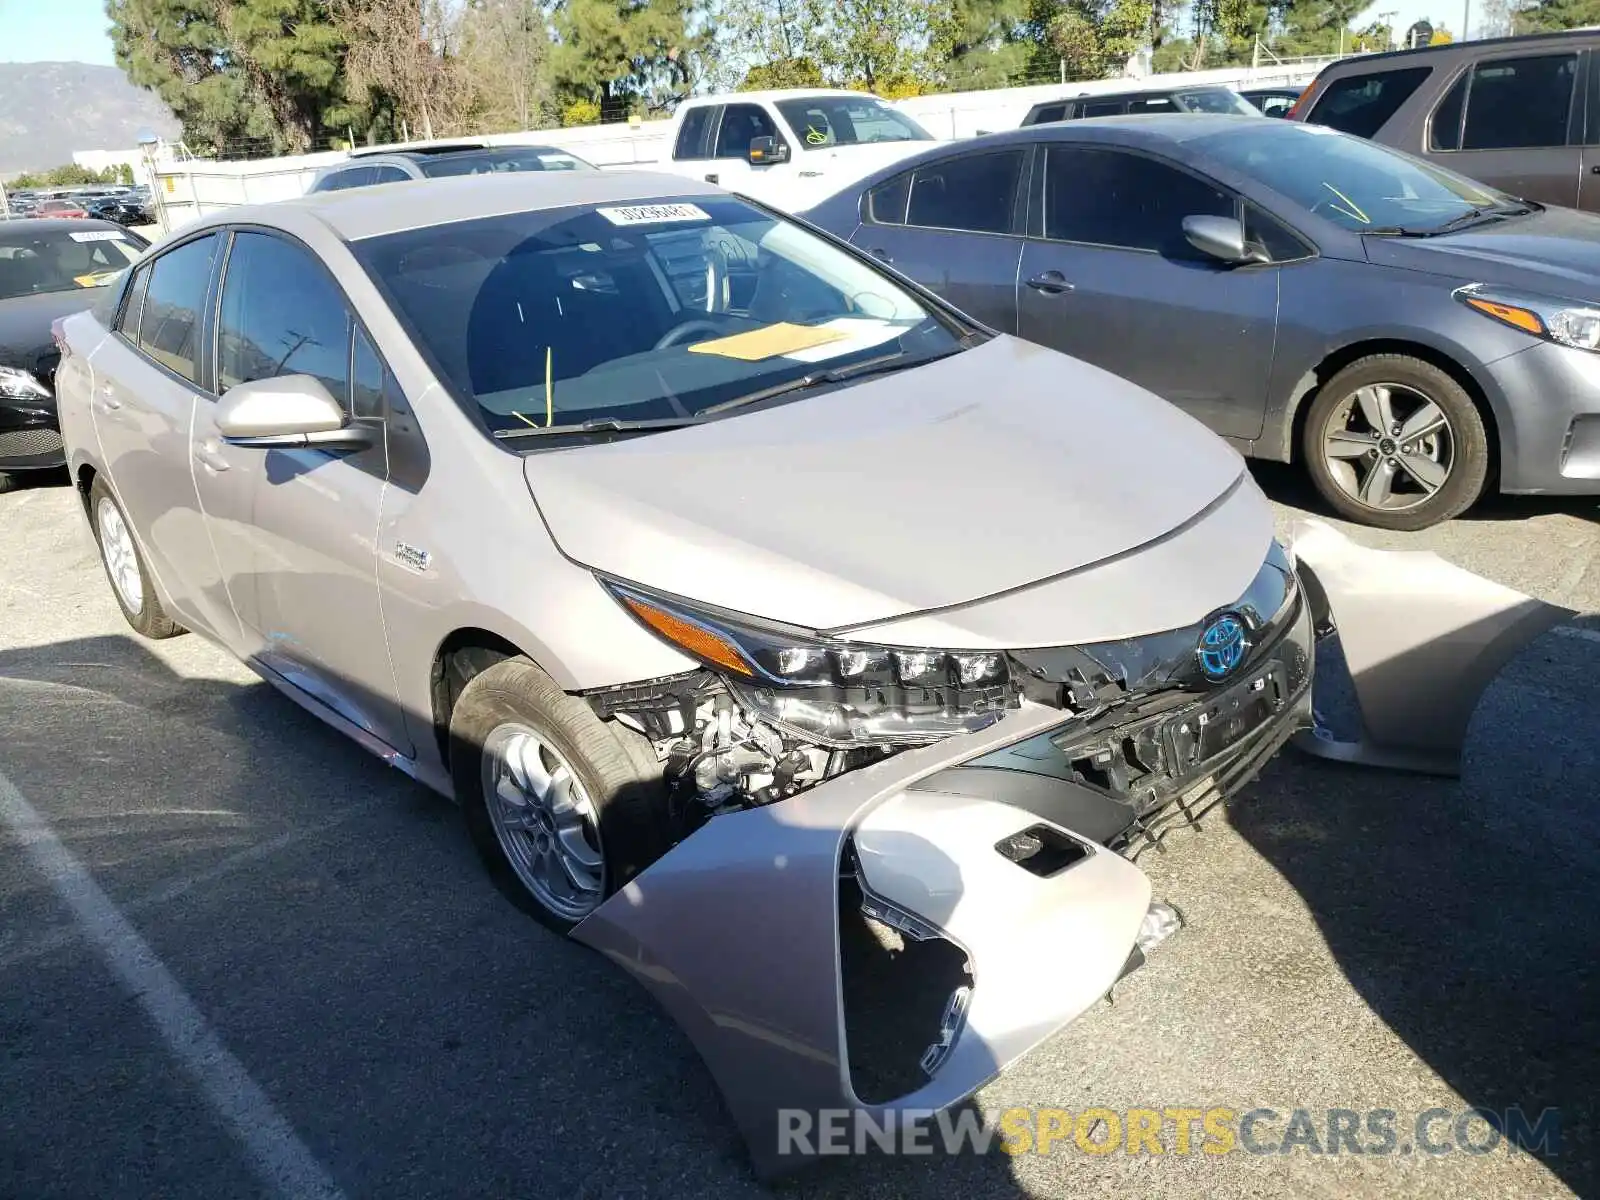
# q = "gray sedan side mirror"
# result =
<box><xmin>1182</xmin><ymin>214</ymin><xmax>1267</xmax><ymax>265</ymax></box>
<box><xmin>216</xmin><ymin>375</ymin><xmax>371</xmax><ymax>450</ymax></box>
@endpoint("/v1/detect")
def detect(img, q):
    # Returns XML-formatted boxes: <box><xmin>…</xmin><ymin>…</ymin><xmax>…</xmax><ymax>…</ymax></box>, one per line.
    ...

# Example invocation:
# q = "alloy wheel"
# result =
<box><xmin>480</xmin><ymin>723</ymin><xmax>605</xmax><ymax>921</ymax></box>
<box><xmin>1321</xmin><ymin>382</ymin><xmax>1454</xmax><ymax>513</ymax></box>
<box><xmin>96</xmin><ymin>497</ymin><xmax>145</xmax><ymax>615</ymax></box>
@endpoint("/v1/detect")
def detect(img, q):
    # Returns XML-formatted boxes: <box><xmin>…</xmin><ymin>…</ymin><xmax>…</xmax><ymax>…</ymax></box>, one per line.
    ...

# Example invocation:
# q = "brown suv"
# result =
<box><xmin>1291</xmin><ymin>31</ymin><xmax>1600</xmax><ymax>210</ymax></box>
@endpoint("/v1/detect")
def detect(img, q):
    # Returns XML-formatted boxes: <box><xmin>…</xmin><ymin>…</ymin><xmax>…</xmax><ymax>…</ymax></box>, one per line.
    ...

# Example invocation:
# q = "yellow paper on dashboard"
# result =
<box><xmin>686</xmin><ymin>322</ymin><xmax>848</xmax><ymax>362</ymax></box>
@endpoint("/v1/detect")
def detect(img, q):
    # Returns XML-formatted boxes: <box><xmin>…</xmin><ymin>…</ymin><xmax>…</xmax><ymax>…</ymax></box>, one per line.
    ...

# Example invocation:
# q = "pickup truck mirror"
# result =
<box><xmin>748</xmin><ymin>136</ymin><xmax>789</xmax><ymax>165</ymax></box>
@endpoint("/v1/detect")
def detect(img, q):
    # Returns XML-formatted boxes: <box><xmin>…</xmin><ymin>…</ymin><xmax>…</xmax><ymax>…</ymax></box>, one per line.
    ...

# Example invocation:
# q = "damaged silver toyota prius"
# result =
<box><xmin>56</xmin><ymin>172</ymin><xmax>1319</xmax><ymax>1172</ymax></box>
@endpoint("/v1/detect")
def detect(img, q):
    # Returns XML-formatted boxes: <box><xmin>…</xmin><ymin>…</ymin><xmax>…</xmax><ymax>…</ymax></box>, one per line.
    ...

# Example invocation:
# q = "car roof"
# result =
<box><xmin>1315</xmin><ymin>26</ymin><xmax>1597</xmax><ymax>71</ymax></box>
<box><xmin>1031</xmin><ymin>83</ymin><xmax>1238</xmax><ymax>107</ymax></box>
<box><xmin>0</xmin><ymin>217</ymin><xmax>129</xmax><ymax>242</ymax></box>
<box><xmin>188</xmin><ymin>169</ymin><xmax>725</xmax><ymax>242</ymax></box>
<box><xmin>996</xmin><ymin>112</ymin><xmax>1273</xmax><ymax>144</ymax></box>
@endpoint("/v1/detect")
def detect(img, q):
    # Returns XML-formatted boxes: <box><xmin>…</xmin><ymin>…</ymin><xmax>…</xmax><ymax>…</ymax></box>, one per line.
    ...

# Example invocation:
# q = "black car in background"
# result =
<box><xmin>1019</xmin><ymin>85</ymin><xmax>1259</xmax><ymax>125</ymax></box>
<box><xmin>1239</xmin><ymin>86</ymin><xmax>1305</xmax><ymax>117</ymax></box>
<box><xmin>0</xmin><ymin>218</ymin><xmax>147</xmax><ymax>492</ymax></box>
<box><xmin>84</xmin><ymin>197</ymin><xmax>152</xmax><ymax>228</ymax></box>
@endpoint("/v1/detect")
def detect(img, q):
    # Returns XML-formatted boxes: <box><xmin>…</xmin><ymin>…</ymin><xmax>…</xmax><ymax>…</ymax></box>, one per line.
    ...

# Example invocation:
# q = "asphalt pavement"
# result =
<box><xmin>1</xmin><ymin>464</ymin><xmax>1597</xmax><ymax>1199</ymax></box>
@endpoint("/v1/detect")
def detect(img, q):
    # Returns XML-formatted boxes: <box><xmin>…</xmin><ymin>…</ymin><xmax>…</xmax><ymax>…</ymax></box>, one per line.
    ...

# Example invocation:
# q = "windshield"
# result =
<box><xmin>1173</xmin><ymin>88</ymin><xmax>1259</xmax><ymax>116</ymax></box>
<box><xmin>1194</xmin><ymin>122</ymin><xmax>1511</xmax><ymax>233</ymax></box>
<box><xmin>354</xmin><ymin>194</ymin><xmax>964</xmax><ymax>436</ymax></box>
<box><xmin>774</xmin><ymin>96</ymin><xmax>932</xmax><ymax>150</ymax></box>
<box><xmin>0</xmin><ymin>228</ymin><xmax>143</xmax><ymax>300</ymax></box>
<box><xmin>418</xmin><ymin>147</ymin><xmax>593</xmax><ymax>178</ymax></box>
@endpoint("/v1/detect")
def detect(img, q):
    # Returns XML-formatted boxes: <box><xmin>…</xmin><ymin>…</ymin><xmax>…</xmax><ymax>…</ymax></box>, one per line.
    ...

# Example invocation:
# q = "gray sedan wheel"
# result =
<box><xmin>87</xmin><ymin>476</ymin><xmax>185</xmax><ymax>639</ymax></box>
<box><xmin>1302</xmin><ymin>354</ymin><xmax>1488</xmax><ymax>532</ymax></box>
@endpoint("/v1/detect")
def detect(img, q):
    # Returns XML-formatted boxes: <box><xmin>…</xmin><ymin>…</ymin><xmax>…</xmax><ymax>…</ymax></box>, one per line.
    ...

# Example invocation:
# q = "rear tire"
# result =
<box><xmin>449</xmin><ymin>657</ymin><xmax>669</xmax><ymax>934</ymax></box>
<box><xmin>88</xmin><ymin>476</ymin><xmax>184</xmax><ymax>639</ymax></box>
<box><xmin>1301</xmin><ymin>354</ymin><xmax>1488</xmax><ymax>532</ymax></box>
<box><xmin>0</xmin><ymin>471</ymin><xmax>15</xmax><ymax>495</ymax></box>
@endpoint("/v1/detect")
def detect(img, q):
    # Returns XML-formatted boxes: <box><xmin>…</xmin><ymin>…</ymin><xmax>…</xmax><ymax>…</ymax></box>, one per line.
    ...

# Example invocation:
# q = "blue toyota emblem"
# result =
<box><xmin>1197</xmin><ymin>613</ymin><xmax>1249</xmax><ymax>682</ymax></box>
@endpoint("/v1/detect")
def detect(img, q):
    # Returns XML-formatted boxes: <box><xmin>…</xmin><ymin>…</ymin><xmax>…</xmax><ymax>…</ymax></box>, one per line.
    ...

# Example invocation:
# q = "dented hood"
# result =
<box><xmin>524</xmin><ymin>335</ymin><xmax>1251</xmax><ymax>636</ymax></box>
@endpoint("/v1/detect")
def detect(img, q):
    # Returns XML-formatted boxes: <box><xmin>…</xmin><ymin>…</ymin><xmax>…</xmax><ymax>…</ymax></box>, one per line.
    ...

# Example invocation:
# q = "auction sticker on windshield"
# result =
<box><xmin>597</xmin><ymin>203</ymin><xmax>711</xmax><ymax>226</ymax></box>
<box><xmin>68</xmin><ymin>230</ymin><xmax>129</xmax><ymax>243</ymax></box>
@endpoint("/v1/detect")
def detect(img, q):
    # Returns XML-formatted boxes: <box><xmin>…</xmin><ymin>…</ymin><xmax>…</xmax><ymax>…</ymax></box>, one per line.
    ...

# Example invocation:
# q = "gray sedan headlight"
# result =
<box><xmin>1456</xmin><ymin>283</ymin><xmax>1600</xmax><ymax>352</ymax></box>
<box><xmin>601</xmin><ymin>581</ymin><xmax>1017</xmax><ymax>747</ymax></box>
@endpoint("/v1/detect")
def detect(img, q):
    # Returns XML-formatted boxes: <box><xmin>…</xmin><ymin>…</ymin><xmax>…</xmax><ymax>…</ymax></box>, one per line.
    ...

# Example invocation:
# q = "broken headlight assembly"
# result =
<box><xmin>602</xmin><ymin>581</ymin><xmax>1018</xmax><ymax>747</ymax></box>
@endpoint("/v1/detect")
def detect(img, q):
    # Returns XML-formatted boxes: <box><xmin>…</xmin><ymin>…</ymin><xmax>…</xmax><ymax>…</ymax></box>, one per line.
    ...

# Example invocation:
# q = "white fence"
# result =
<box><xmin>146</xmin><ymin>59</ymin><xmax>1338</xmax><ymax>233</ymax></box>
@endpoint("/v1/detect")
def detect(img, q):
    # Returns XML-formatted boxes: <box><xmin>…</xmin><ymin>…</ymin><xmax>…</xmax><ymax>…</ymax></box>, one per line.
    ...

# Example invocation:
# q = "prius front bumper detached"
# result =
<box><xmin>572</xmin><ymin>523</ymin><xmax>1567</xmax><ymax>1176</ymax></box>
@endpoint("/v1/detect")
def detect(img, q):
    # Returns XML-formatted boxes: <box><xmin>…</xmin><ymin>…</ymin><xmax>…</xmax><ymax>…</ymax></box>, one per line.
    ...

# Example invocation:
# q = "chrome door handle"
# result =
<box><xmin>704</xmin><ymin>173</ymin><xmax>719</xmax><ymax>184</ymax></box>
<box><xmin>194</xmin><ymin>442</ymin><xmax>230</xmax><ymax>472</ymax></box>
<box><xmin>867</xmin><ymin>247</ymin><xmax>893</xmax><ymax>264</ymax></box>
<box><xmin>96</xmin><ymin>384</ymin><xmax>122</xmax><ymax>411</ymax></box>
<box><xmin>1025</xmin><ymin>271</ymin><xmax>1074</xmax><ymax>295</ymax></box>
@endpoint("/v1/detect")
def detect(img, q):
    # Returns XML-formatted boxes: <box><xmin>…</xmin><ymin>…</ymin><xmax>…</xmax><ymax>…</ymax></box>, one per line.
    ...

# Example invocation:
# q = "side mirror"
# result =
<box><xmin>748</xmin><ymin>136</ymin><xmax>789</xmax><ymax>165</ymax></box>
<box><xmin>215</xmin><ymin>375</ymin><xmax>371</xmax><ymax>450</ymax></box>
<box><xmin>1182</xmin><ymin>214</ymin><xmax>1267</xmax><ymax>265</ymax></box>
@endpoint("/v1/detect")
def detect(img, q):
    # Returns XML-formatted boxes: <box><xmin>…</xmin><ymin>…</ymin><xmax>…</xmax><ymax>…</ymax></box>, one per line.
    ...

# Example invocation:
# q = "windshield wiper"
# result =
<box><xmin>1365</xmin><ymin>202</ymin><xmax>1539</xmax><ymax>239</ymax></box>
<box><xmin>695</xmin><ymin>347</ymin><xmax>958</xmax><ymax>418</ymax></box>
<box><xmin>493</xmin><ymin>416</ymin><xmax>701</xmax><ymax>441</ymax></box>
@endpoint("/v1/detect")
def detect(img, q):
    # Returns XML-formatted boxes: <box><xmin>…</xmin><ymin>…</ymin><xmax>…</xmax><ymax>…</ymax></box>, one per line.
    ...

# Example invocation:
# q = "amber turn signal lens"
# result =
<box><xmin>1465</xmin><ymin>296</ymin><xmax>1545</xmax><ymax>336</ymax></box>
<box><xmin>621</xmin><ymin>596</ymin><xmax>754</xmax><ymax>676</ymax></box>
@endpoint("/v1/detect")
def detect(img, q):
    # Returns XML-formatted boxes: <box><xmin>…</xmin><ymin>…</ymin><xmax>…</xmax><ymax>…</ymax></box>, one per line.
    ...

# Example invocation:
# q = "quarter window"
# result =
<box><xmin>1080</xmin><ymin>100</ymin><xmax>1125</xmax><ymax>118</ymax></box>
<box><xmin>1306</xmin><ymin>66</ymin><xmax>1431</xmax><ymax>138</ymax></box>
<box><xmin>116</xmin><ymin>263</ymin><xmax>151</xmax><ymax>339</ymax></box>
<box><xmin>137</xmin><ymin>234</ymin><xmax>220</xmax><ymax>383</ymax></box>
<box><xmin>370</xmin><ymin>165</ymin><xmax>412</xmax><ymax>183</ymax></box>
<box><xmin>216</xmin><ymin>232</ymin><xmax>352</xmax><ymax>406</ymax></box>
<box><xmin>351</xmin><ymin>326</ymin><xmax>386</xmax><ymax>421</ymax></box>
<box><xmin>866</xmin><ymin>172</ymin><xmax>911</xmax><ymax>225</ymax></box>
<box><xmin>905</xmin><ymin>150</ymin><xmax>1025</xmax><ymax>235</ymax></box>
<box><xmin>1043</xmin><ymin>147</ymin><xmax>1233</xmax><ymax>254</ymax></box>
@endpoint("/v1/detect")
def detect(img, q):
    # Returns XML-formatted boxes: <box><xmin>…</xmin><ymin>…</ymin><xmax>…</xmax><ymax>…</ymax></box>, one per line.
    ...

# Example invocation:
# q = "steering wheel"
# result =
<box><xmin>654</xmin><ymin>319</ymin><xmax>724</xmax><ymax>350</ymax></box>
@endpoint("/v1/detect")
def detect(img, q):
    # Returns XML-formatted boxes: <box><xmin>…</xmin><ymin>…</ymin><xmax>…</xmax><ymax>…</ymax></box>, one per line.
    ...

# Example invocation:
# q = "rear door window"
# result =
<box><xmin>136</xmin><ymin>234</ymin><xmax>219</xmax><ymax>384</ymax></box>
<box><xmin>1027</xmin><ymin>103</ymin><xmax>1069</xmax><ymax>125</ymax></box>
<box><xmin>1442</xmin><ymin>54</ymin><xmax>1580</xmax><ymax>150</ymax></box>
<box><xmin>905</xmin><ymin>150</ymin><xmax>1026</xmax><ymax>235</ymax></box>
<box><xmin>1081</xmin><ymin>99</ymin><xmax>1127</xmax><ymax>118</ymax></box>
<box><xmin>674</xmin><ymin>106</ymin><xmax>717</xmax><ymax>160</ymax></box>
<box><xmin>1126</xmin><ymin>95</ymin><xmax>1177</xmax><ymax>114</ymax></box>
<box><xmin>1306</xmin><ymin>66</ymin><xmax>1431</xmax><ymax>138</ymax></box>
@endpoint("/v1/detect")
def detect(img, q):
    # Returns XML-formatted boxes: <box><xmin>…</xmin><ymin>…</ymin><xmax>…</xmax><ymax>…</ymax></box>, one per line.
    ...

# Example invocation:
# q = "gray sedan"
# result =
<box><xmin>803</xmin><ymin>115</ymin><xmax>1600</xmax><ymax>530</ymax></box>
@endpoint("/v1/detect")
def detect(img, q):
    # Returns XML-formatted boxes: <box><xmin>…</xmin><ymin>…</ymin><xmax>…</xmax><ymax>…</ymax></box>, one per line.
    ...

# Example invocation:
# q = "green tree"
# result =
<box><xmin>1514</xmin><ymin>0</ymin><xmax>1600</xmax><ymax>30</ymax></box>
<box><xmin>218</xmin><ymin>0</ymin><xmax>345</xmax><ymax>151</ymax></box>
<box><xmin>936</xmin><ymin>0</ymin><xmax>1035</xmax><ymax>88</ymax></box>
<box><xmin>738</xmin><ymin>57</ymin><xmax>826</xmax><ymax>88</ymax></box>
<box><xmin>107</xmin><ymin>0</ymin><xmax>273</xmax><ymax>154</ymax></box>
<box><xmin>459</xmin><ymin>0</ymin><xmax>557</xmax><ymax>131</ymax></box>
<box><xmin>551</xmin><ymin>0</ymin><xmax>710</xmax><ymax>114</ymax></box>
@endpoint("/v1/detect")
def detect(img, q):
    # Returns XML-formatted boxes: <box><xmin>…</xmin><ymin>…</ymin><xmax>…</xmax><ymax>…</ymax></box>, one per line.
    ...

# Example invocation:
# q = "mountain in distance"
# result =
<box><xmin>0</xmin><ymin>61</ymin><xmax>180</xmax><ymax>174</ymax></box>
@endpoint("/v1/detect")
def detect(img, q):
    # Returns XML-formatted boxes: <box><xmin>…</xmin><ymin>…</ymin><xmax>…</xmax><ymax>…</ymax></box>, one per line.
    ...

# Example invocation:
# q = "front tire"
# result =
<box><xmin>0</xmin><ymin>470</ymin><xmax>16</xmax><ymax>495</ymax></box>
<box><xmin>88</xmin><ymin>477</ymin><xmax>184</xmax><ymax>639</ymax></box>
<box><xmin>1301</xmin><ymin>354</ymin><xmax>1488</xmax><ymax>532</ymax></box>
<box><xmin>449</xmin><ymin>658</ymin><xmax>669</xmax><ymax>933</ymax></box>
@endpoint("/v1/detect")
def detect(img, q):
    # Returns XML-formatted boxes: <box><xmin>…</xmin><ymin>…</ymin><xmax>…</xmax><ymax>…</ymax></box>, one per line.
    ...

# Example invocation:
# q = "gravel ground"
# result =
<box><xmin>1</xmin><ymin>464</ymin><xmax>1596</xmax><ymax>1200</ymax></box>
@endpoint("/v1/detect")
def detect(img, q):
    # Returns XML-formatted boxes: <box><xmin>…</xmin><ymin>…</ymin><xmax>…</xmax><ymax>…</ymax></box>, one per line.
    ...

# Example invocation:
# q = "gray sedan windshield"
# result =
<box><xmin>354</xmin><ymin>195</ymin><xmax>961</xmax><ymax>435</ymax></box>
<box><xmin>1196</xmin><ymin>123</ymin><xmax>1507</xmax><ymax>232</ymax></box>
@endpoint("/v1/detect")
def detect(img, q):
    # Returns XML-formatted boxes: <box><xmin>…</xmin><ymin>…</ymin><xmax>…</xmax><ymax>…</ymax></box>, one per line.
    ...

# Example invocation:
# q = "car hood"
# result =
<box><xmin>1363</xmin><ymin>207</ymin><xmax>1600</xmax><ymax>297</ymax></box>
<box><xmin>0</xmin><ymin>288</ymin><xmax>101</xmax><ymax>398</ymax></box>
<box><xmin>524</xmin><ymin>335</ymin><xmax>1258</xmax><ymax>640</ymax></box>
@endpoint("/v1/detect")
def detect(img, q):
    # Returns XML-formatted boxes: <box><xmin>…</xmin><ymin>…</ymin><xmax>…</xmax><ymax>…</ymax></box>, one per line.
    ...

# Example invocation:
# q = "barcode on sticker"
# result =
<box><xmin>596</xmin><ymin>203</ymin><xmax>710</xmax><ymax>226</ymax></box>
<box><xmin>69</xmin><ymin>230</ymin><xmax>127</xmax><ymax>243</ymax></box>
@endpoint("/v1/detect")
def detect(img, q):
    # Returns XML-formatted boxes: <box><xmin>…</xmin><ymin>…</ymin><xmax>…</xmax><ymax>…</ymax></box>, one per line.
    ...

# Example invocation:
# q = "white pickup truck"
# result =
<box><xmin>652</xmin><ymin>89</ymin><xmax>943</xmax><ymax>211</ymax></box>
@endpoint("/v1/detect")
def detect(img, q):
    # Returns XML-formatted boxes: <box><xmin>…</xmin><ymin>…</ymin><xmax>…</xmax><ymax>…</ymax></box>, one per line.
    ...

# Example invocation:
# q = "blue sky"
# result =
<box><xmin>0</xmin><ymin>0</ymin><xmax>116</xmax><ymax>66</ymax></box>
<box><xmin>0</xmin><ymin>0</ymin><xmax>1463</xmax><ymax>73</ymax></box>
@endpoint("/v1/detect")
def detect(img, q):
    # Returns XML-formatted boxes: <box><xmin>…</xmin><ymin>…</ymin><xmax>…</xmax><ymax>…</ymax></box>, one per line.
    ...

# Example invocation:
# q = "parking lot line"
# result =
<box><xmin>0</xmin><ymin>765</ymin><xmax>347</xmax><ymax>1200</ymax></box>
